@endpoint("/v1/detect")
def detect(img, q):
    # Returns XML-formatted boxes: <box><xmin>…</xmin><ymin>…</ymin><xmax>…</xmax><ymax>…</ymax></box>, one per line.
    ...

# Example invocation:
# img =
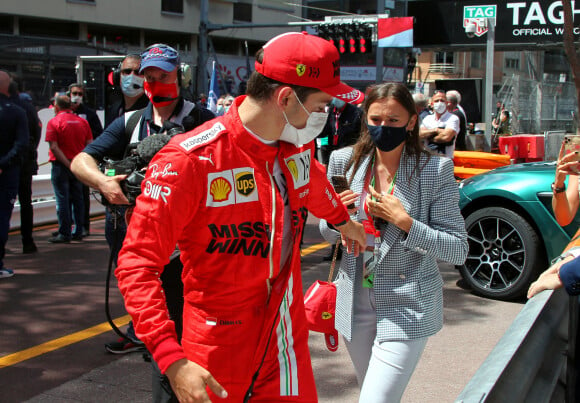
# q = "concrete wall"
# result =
<box><xmin>4</xmin><ymin>0</ymin><xmax>300</xmax><ymax>41</ymax></box>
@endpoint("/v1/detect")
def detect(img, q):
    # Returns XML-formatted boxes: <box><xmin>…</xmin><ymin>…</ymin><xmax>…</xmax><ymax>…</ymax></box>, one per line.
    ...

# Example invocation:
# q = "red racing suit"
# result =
<box><xmin>115</xmin><ymin>96</ymin><xmax>350</xmax><ymax>401</ymax></box>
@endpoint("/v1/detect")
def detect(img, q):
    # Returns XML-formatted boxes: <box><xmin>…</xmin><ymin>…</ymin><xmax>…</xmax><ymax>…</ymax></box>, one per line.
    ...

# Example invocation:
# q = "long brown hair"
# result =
<box><xmin>347</xmin><ymin>82</ymin><xmax>430</xmax><ymax>182</ymax></box>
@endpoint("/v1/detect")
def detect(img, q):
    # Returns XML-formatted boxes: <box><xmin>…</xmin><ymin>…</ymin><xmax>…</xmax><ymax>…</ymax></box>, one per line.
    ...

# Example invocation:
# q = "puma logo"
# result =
<box><xmin>199</xmin><ymin>154</ymin><xmax>214</xmax><ymax>166</ymax></box>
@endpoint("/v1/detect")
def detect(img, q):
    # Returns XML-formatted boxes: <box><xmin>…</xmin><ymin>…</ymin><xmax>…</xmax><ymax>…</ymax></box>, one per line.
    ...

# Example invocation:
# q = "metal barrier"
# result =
<box><xmin>456</xmin><ymin>289</ymin><xmax>577</xmax><ymax>402</ymax></box>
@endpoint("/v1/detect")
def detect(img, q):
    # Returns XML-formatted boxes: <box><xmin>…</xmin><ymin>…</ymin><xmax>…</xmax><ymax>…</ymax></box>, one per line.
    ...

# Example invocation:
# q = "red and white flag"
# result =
<box><xmin>377</xmin><ymin>17</ymin><xmax>413</xmax><ymax>48</ymax></box>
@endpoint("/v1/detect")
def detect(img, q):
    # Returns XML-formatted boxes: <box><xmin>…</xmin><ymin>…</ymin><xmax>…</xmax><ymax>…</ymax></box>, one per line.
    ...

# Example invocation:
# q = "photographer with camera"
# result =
<box><xmin>70</xmin><ymin>44</ymin><xmax>214</xmax><ymax>357</ymax></box>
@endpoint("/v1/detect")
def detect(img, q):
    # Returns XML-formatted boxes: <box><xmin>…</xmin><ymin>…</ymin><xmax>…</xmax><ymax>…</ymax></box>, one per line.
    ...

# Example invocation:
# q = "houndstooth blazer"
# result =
<box><xmin>320</xmin><ymin>147</ymin><xmax>468</xmax><ymax>342</ymax></box>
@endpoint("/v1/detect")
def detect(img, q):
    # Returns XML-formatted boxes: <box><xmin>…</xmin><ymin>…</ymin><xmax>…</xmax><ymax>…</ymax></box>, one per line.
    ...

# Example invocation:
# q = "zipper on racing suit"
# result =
<box><xmin>265</xmin><ymin>160</ymin><xmax>275</xmax><ymax>298</ymax></box>
<box><xmin>244</xmin><ymin>159</ymin><xmax>283</xmax><ymax>402</ymax></box>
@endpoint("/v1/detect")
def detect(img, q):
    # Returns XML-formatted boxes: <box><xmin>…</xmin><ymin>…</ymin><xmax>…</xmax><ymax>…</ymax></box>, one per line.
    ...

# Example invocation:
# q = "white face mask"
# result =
<box><xmin>433</xmin><ymin>101</ymin><xmax>447</xmax><ymax>114</ymax></box>
<box><xmin>121</xmin><ymin>74</ymin><xmax>144</xmax><ymax>98</ymax></box>
<box><xmin>279</xmin><ymin>91</ymin><xmax>328</xmax><ymax>146</ymax></box>
<box><xmin>71</xmin><ymin>95</ymin><xmax>83</xmax><ymax>104</ymax></box>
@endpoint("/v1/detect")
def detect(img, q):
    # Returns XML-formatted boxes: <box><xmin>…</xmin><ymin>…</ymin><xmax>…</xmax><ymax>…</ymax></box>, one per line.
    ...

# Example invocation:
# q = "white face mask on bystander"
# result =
<box><xmin>433</xmin><ymin>101</ymin><xmax>447</xmax><ymax>114</ymax></box>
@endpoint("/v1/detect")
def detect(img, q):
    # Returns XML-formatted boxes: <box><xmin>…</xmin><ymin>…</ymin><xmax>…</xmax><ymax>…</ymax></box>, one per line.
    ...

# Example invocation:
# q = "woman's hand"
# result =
<box><xmin>338</xmin><ymin>189</ymin><xmax>359</xmax><ymax>214</ymax></box>
<box><xmin>555</xmin><ymin>142</ymin><xmax>580</xmax><ymax>185</ymax></box>
<box><xmin>366</xmin><ymin>186</ymin><xmax>413</xmax><ymax>233</ymax></box>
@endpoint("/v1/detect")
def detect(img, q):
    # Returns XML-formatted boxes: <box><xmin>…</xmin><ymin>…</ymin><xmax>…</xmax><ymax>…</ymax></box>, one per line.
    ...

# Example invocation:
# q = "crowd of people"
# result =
<box><xmin>0</xmin><ymin>30</ymin><xmax>539</xmax><ymax>403</ymax></box>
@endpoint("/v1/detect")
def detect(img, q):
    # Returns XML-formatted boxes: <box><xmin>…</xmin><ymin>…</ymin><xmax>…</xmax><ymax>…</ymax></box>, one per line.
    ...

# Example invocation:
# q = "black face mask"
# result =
<box><xmin>367</xmin><ymin>124</ymin><xmax>408</xmax><ymax>152</ymax></box>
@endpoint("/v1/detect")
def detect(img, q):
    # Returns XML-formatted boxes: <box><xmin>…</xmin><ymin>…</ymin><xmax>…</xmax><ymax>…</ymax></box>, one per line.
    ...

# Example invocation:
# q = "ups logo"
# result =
<box><xmin>235</xmin><ymin>171</ymin><xmax>255</xmax><ymax>196</ymax></box>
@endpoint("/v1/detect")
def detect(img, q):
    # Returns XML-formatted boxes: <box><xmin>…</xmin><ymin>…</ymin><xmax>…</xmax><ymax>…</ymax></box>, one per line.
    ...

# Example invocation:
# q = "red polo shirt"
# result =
<box><xmin>45</xmin><ymin>110</ymin><xmax>93</xmax><ymax>162</ymax></box>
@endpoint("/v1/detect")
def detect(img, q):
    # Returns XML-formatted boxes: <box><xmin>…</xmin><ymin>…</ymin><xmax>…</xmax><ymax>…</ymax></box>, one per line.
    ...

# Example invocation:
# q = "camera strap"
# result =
<box><xmin>123</xmin><ymin>109</ymin><xmax>146</xmax><ymax>153</ymax></box>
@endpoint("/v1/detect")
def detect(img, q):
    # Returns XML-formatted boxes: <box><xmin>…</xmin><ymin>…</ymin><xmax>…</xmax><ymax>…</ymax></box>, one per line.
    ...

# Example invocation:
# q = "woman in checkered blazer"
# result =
<box><xmin>320</xmin><ymin>82</ymin><xmax>468</xmax><ymax>402</ymax></box>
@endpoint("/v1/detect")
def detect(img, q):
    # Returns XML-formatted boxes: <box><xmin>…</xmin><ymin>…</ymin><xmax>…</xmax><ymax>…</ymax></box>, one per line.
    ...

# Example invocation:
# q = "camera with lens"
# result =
<box><xmin>100</xmin><ymin>123</ymin><xmax>185</xmax><ymax>205</ymax></box>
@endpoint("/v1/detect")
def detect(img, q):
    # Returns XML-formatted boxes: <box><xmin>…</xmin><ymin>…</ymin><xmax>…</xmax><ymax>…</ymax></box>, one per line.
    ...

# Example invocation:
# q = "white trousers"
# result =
<box><xmin>344</xmin><ymin>286</ymin><xmax>428</xmax><ymax>403</ymax></box>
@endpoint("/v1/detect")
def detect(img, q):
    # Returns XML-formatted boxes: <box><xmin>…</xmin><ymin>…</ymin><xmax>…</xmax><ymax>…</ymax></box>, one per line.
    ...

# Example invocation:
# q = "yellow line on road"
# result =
<box><xmin>301</xmin><ymin>241</ymin><xmax>330</xmax><ymax>255</ymax></box>
<box><xmin>0</xmin><ymin>315</ymin><xmax>131</xmax><ymax>368</ymax></box>
<box><xmin>0</xmin><ymin>242</ymin><xmax>332</xmax><ymax>368</ymax></box>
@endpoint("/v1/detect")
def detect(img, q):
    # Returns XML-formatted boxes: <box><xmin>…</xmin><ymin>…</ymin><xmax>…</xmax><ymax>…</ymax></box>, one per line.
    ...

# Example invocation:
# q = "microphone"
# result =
<box><xmin>136</xmin><ymin>133</ymin><xmax>173</xmax><ymax>164</ymax></box>
<box><xmin>136</xmin><ymin>122</ymin><xmax>185</xmax><ymax>164</ymax></box>
<box><xmin>152</xmin><ymin>96</ymin><xmax>179</xmax><ymax>103</ymax></box>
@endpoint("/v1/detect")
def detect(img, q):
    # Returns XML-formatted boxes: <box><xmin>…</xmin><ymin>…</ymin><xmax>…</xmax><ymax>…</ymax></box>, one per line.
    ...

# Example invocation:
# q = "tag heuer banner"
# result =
<box><xmin>408</xmin><ymin>0</ymin><xmax>580</xmax><ymax>47</ymax></box>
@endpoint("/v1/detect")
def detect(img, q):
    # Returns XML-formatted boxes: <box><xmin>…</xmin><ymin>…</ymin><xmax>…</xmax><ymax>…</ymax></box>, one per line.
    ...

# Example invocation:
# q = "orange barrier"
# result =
<box><xmin>453</xmin><ymin>151</ymin><xmax>511</xmax><ymax>179</ymax></box>
<box><xmin>453</xmin><ymin>151</ymin><xmax>511</xmax><ymax>169</ymax></box>
<box><xmin>454</xmin><ymin>166</ymin><xmax>492</xmax><ymax>179</ymax></box>
<box><xmin>562</xmin><ymin>227</ymin><xmax>580</xmax><ymax>253</ymax></box>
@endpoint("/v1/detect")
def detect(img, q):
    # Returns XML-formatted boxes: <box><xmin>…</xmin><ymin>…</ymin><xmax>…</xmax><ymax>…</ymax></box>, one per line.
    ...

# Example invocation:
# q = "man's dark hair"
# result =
<box><xmin>55</xmin><ymin>95</ymin><xmax>72</xmax><ymax>110</ymax></box>
<box><xmin>68</xmin><ymin>83</ymin><xmax>84</xmax><ymax>92</ymax></box>
<box><xmin>246</xmin><ymin>49</ymin><xmax>319</xmax><ymax>103</ymax></box>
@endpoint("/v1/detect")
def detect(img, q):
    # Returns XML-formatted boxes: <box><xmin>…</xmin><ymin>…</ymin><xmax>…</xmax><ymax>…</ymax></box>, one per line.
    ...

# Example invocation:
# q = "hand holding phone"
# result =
<box><xmin>562</xmin><ymin>135</ymin><xmax>580</xmax><ymax>173</ymax></box>
<box><xmin>331</xmin><ymin>175</ymin><xmax>356</xmax><ymax>209</ymax></box>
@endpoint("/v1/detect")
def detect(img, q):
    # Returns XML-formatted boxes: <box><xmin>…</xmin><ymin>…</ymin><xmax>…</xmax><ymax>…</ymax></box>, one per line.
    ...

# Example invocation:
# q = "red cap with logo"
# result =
<box><xmin>304</xmin><ymin>280</ymin><xmax>339</xmax><ymax>352</ymax></box>
<box><xmin>255</xmin><ymin>32</ymin><xmax>364</xmax><ymax>104</ymax></box>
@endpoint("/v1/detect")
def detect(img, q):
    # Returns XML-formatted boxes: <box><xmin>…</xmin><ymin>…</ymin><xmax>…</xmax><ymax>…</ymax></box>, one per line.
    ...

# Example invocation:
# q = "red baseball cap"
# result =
<box><xmin>304</xmin><ymin>280</ymin><xmax>339</xmax><ymax>352</ymax></box>
<box><xmin>255</xmin><ymin>32</ymin><xmax>364</xmax><ymax>104</ymax></box>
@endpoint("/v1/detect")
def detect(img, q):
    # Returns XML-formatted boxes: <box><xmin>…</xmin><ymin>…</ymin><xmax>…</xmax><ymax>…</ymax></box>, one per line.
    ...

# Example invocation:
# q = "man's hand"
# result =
<box><xmin>527</xmin><ymin>255</ymin><xmax>573</xmax><ymax>298</ymax></box>
<box><xmin>335</xmin><ymin>220</ymin><xmax>366</xmax><ymax>257</ymax></box>
<box><xmin>99</xmin><ymin>174</ymin><xmax>130</xmax><ymax>205</ymax></box>
<box><xmin>165</xmin><ymin>359</ymin><xmax>228</xmax><ymax>403</ymax></box>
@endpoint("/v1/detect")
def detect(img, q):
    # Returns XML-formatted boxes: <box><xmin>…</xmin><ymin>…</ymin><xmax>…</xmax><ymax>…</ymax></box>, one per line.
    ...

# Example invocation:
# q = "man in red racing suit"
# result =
<box><xmin>115</xmin><ymin>31</ymin><xmax>365</xmax><ymax>402</ymax></box>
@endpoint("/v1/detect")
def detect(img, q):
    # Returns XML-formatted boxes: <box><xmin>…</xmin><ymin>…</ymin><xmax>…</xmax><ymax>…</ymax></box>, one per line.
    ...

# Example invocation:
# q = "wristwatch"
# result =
<box><xmin>552</xmin><ymin>182</ymin><xmax>566</xmax><ymax>194</ymax></box>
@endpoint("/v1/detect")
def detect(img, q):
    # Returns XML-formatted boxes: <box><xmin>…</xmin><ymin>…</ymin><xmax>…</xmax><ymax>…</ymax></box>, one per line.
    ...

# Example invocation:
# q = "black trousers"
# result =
<box><xmin>83</xmin><ymin>185</ymin><xmax>90</xmax><ymax>232</ymax></box>
<box><xmin>152</xmin><ymin>254</ymin><xmax>184</xmax><ymax>403</ymax></box>
<box><xmin>18</xmin><ymin>164</ymin><xmax>34</xmax><ymax>246</ymax></box>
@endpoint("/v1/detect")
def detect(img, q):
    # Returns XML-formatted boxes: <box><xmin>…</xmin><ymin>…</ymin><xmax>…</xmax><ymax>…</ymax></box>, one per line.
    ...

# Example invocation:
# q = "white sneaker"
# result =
<box><xmin>0</xmin><ymin>268</ymin><xmax>14</xmax><ymax>278</ymax></box>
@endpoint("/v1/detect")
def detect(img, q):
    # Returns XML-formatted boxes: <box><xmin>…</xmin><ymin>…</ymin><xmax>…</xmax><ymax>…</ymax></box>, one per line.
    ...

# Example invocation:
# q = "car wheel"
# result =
<box><xmin>459</xmin><ymin>206</ymin><xmax>545</xmax><ymax>300</ymax></box>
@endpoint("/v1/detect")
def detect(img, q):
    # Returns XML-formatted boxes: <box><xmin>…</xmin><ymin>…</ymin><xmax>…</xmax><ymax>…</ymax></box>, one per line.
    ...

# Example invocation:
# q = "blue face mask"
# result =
<box><xmin>121</xmin><ymin>74</ymin><xmax>144</xmax><ymax>98</ymax></box>
<box><xmin>367</xmin><ymin>124</ymin><xmax>408</xmax><ymax>152</ymax></box>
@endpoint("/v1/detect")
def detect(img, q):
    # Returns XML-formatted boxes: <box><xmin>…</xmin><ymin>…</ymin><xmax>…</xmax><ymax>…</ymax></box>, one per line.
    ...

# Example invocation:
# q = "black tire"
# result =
<box><xmin>459</xmin><ymin>206</ymin><xmax>545</xmax><ymax>300</ymax></box>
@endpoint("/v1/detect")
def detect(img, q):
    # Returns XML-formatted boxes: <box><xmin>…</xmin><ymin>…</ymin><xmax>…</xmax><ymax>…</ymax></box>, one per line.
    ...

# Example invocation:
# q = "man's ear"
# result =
<box><xmin>276</xmin><ymin>86</ymin><xmax>294</xmax><ymax>108</ymax></box>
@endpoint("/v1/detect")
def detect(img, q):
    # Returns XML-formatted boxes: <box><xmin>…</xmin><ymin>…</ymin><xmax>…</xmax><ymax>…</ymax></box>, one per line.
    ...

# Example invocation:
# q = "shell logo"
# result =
<box><xmin>210</xmin><ymin>177</ymin><xmax>232</xmax><ymax>202</ymax></box>
<box><xmin>321</xmin><ymin>312</ymin><xmax>333</xmax><ymax>320</ymax></box>
<box><xmin>286</xmin><ymin>159</ymin><xmax>299</xmax><ymax>182</ymax></box>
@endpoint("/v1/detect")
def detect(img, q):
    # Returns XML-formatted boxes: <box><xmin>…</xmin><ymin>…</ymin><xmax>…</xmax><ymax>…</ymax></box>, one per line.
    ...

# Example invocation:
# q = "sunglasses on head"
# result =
<box><xmin>121</xmin><ymin>68</ymin><xmax>143</xmax><ymax>76</ymax></box>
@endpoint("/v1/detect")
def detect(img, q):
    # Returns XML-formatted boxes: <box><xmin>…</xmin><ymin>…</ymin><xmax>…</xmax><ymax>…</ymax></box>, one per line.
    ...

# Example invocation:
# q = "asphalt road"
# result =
<box><xmin>0</xmin><ymin>216</ymin><xmax>524</xmax><ymax>402</ymax></box>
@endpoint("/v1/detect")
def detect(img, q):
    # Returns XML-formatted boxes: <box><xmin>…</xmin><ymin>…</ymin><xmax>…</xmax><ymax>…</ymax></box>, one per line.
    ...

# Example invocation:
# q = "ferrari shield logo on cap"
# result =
<box><xmin>296</xmin><ymin>64</ymin><xmax>306</xmax><ymax>77</ymax></box>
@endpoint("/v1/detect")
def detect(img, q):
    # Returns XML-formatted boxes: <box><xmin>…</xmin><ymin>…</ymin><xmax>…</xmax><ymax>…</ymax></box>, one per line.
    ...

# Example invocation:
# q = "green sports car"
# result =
<box><xmin>457</xmin><ymin>161</ymin><xmax>580</xmax><ymax>300</ymax></box>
